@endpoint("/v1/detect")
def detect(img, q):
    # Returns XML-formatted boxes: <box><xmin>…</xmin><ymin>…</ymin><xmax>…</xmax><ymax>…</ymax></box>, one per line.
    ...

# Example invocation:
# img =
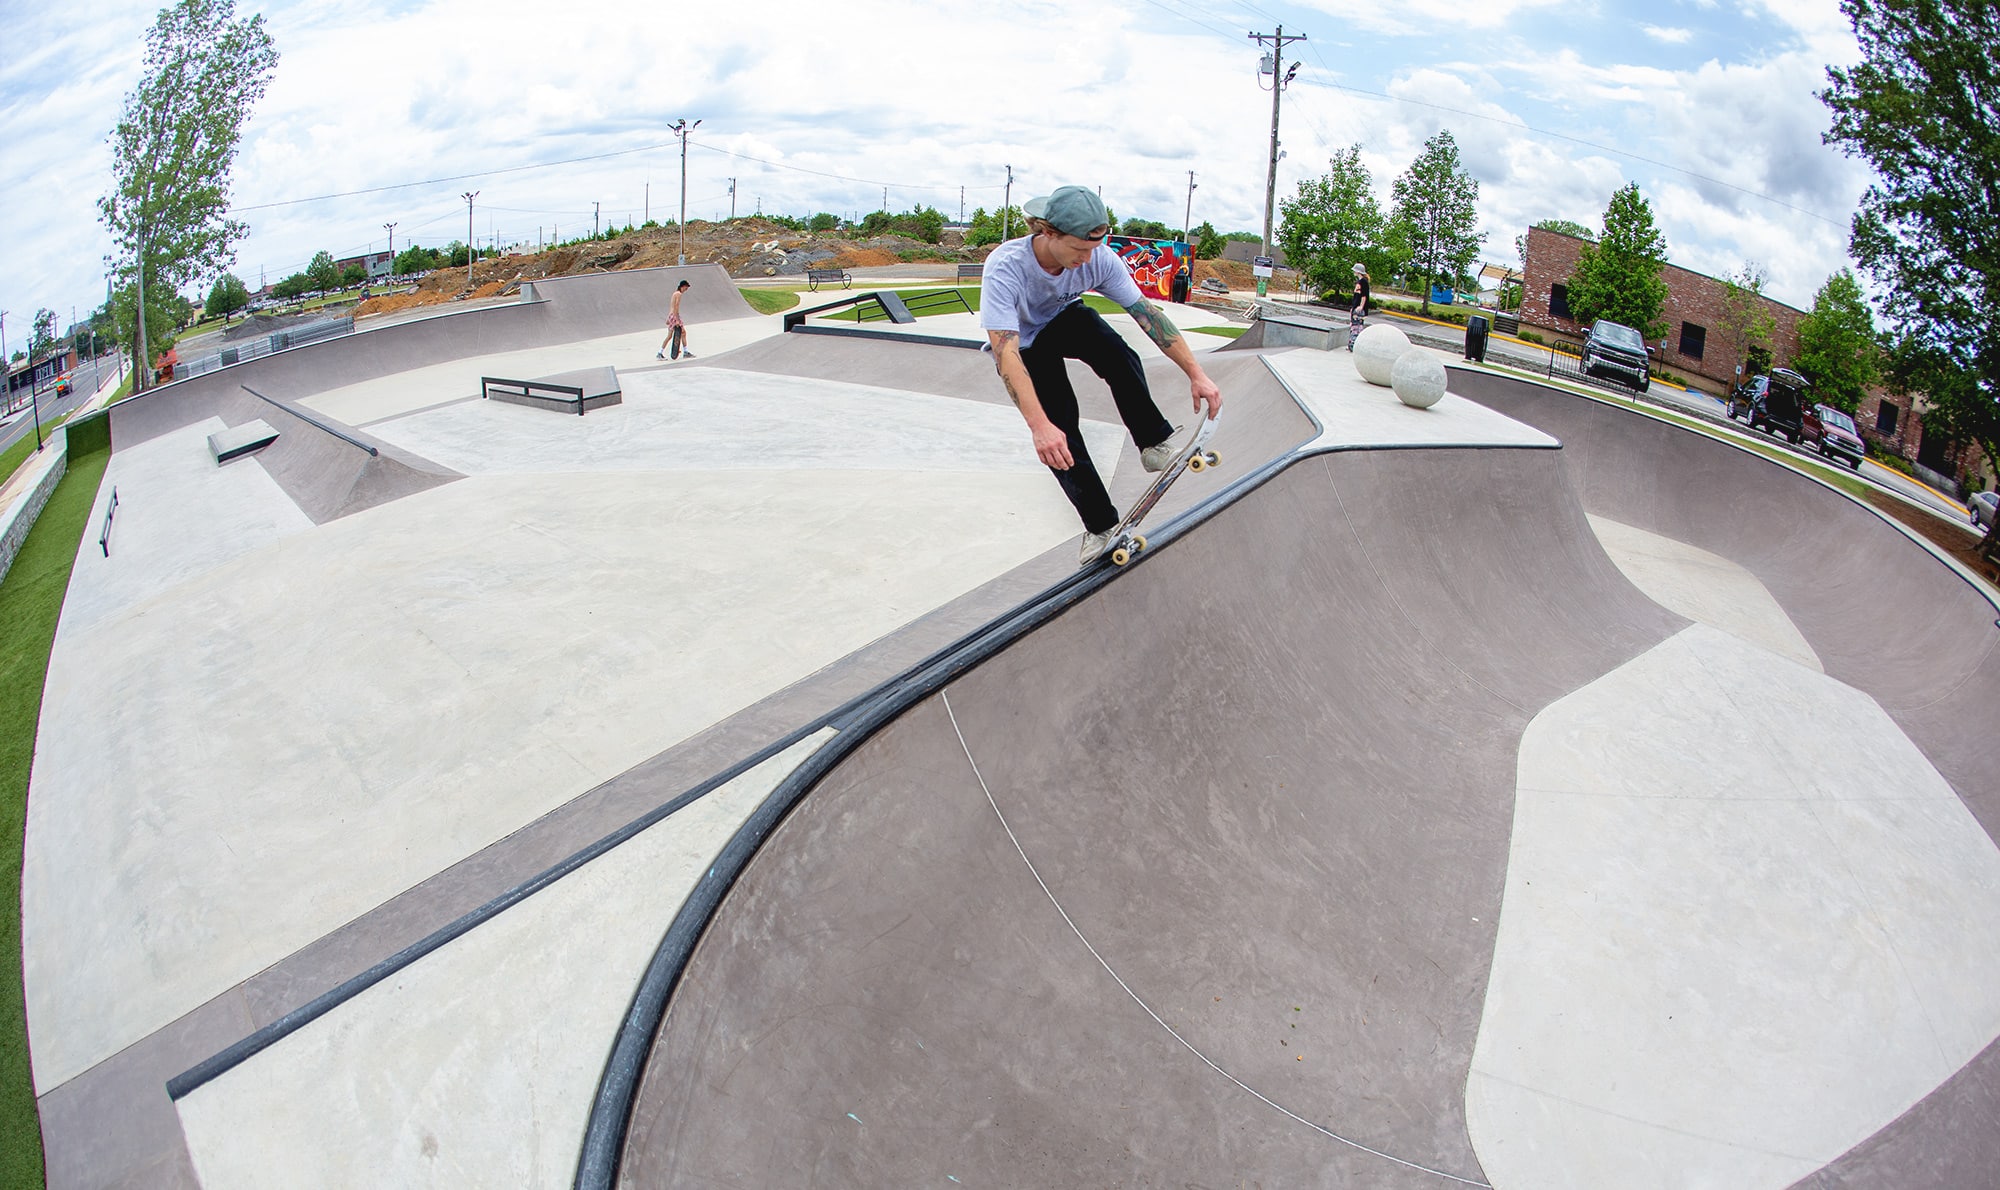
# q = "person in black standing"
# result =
<box><xmin>1347</xmin><ymin>262</ymin><xmax>1372</xmax><ymax>351</ymax></box>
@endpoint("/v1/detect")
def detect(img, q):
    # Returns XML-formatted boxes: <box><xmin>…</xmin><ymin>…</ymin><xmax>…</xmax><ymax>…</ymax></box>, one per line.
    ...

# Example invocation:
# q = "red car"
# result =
<box><xmin>1803</xmin><ymin>403</ymin><xmax>1866</xmax><ymax>471</ymax></box>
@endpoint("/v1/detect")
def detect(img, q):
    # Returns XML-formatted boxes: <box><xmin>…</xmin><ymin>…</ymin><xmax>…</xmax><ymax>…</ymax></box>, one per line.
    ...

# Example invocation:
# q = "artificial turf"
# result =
<box><xmin>0</xmin><ymin>432</ymin><xmax>109</xmax><ymax>1190</ymax></box>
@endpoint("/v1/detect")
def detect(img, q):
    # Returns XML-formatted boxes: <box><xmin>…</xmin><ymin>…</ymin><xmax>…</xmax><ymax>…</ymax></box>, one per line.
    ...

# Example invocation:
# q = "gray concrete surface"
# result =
<box><xmin>26</xmin><ymin>268</ymin><xmax>2000</xmax><ymax>1189</ymax></box>
<box><xmin>616</xmin><ymin>365</ymin><xmax>2000</xmax><ymax>1187</ymax></box>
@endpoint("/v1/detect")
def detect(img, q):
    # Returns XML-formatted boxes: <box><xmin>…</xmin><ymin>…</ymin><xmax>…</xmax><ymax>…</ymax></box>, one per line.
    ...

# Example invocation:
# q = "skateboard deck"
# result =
<box><xmin>1101</xmin><ymin>416</ymin><xmax>1220</xmax><ymax>566</ymax></box>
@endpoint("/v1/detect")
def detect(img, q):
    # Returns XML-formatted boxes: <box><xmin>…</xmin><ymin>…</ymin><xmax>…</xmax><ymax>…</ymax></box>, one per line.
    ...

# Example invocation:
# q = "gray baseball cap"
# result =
<box><xmin>1024</xmin><ymin>186</ymin><xmax>1111</xmax><ymax>238</ymax></box>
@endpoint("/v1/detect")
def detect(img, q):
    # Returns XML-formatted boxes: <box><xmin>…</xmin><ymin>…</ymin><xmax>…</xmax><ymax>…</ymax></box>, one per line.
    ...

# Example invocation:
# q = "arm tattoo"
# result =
<box><xmin>990</xmin><ymin>331</ymin><xmax>1029</xmax><ymax>409</ymax></box>
<box><xmin>1124</xmin><ymin>299</ymin><xmax>1183</xmax><ymax>350</ymax></box>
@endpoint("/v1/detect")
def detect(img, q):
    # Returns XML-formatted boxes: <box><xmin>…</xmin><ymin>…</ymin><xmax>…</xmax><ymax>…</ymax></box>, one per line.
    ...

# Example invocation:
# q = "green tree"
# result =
<box><xmin>394</xmin><ymin>245</ymin><xmax>440</xmax><ymax>275</ymax></box>
<box><xmin>1389</xmin><ymin>130</ymin><xmax>1485</xmax><ymax>315</ymax></box>
<box><xmin>1822</xmin><ymin>0</ymin><xmax>1999</xmax><ymax>551</ymax></box>
<box><xmin>1716</xmin><ymin>262</ymin><xmax>1779</xmax><ymax>383</ymax></box>
<box><xmin>203</xmin><ymin>272</ymin><xmax>249</xmax><ymax>323</ymax></box>
<box><xmin>271</xmin><ymin>273</ymin><xmax>311</xmax><ymax>300</ymax></box>
<box><xmin>341</xmin><ymin>264</ymin><xmax>366</xmax><ymax>287</ymax></box>
<box><xmin>1792</xmin><ymin>269</ymin><xmax>1881</xmax><ymax>413</ymax></box>
<box><xmin>965</xmin><ymin>206</ymin><xmax>1025</xmax><ymax>248</ymax></box>
<box><xmin>808</xmin><ymin>212</ymin><xmax>839</xmax><ymax>233</ymax></box>
<box><xmin>1120</xmin><ymin>217</ymin><xmax>1171</xmax><ymax>239</ymax></box>
<box><xmin>1278</xmin><ymin>145</ymin><xmax>1385</xmax><ymax>298</ymax></box>
<box><xmin>306</xmin><ymin>250</ymin><xmax>339</xmax><ymax>291</ymax></box>
<box><xmin>445</xmin><ymin>241</ymin><xmax>471</xmax><ymax>268</ymax></box>
<box><xmin>1191</xmin><ymin>220</ymin><xmax>1221</xmax><ymax>259</ymax></box>
<box><xmin>98</xmin><ymin>0</ymin><xmax>278</xmax><ymax>391</ymax></box>
<box><xmin>28</xmin><ymin>309</ymin><xmax>59</xmax><ymax>359</ymax></box>
<box><xmin>1566</xmin><ymin>183</ymin><xmax>1670</xmax><ymax>339</ymax></box>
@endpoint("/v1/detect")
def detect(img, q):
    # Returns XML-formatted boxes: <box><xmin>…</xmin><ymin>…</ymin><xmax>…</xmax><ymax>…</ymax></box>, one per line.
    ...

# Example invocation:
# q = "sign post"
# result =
<box><xmin>1253</xmin><ymin>255</ymin><xmax>1274</xmax><ymax>299</ymax></box>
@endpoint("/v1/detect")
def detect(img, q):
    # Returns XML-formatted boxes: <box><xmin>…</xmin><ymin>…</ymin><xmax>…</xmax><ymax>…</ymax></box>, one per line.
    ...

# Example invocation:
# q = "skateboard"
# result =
<box><xmin>1102</xmin><ymin>416</ymin><xmax>1220</xmax><ymax>566</ymax></box>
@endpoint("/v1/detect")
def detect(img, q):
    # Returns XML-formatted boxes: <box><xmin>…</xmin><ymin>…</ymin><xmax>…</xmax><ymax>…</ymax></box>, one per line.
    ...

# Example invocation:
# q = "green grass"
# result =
<box><xmin>1189</xmin><ymin>325</ymin><xmax>1247</xmax><ymax>339</ymax></box>
<box><xmin>819</xmin><ymin>287</ymin><xmax>984</xmax><ymax>322</ymax></box>
<box><xmin>0</xmin><ymin>439</ymin><xmax>110</xmax><ymax>1190</ymax></box>
<box><xmin>737</xmin><ymin>287</ymin><xmax>800</xmax><ymax>316</ymax></box>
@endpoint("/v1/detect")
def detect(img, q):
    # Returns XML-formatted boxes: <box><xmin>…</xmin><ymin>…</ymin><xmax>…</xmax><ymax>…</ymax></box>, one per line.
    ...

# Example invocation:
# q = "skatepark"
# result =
<box><xmin>16</xmin><ymin>264</ymin><xmax>2000</xmax><ymax>1187</ymax></box>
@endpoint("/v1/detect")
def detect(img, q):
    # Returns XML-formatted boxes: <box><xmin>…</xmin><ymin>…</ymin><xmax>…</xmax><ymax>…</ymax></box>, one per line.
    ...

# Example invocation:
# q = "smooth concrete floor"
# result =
<box><xmin>176</xmin><ymin>731</ymin><xmax>834</xmax><ymax>1189</ymax></box>
<box><xmin>23</xmin><ymin>353</ymin><xmax>1112</xmax><ymax>1090</ymax></box>
<box><xmin>1473</xmin><ymin>622</ymin><xmax>2000</xmax><ymax>1187</ymax></box>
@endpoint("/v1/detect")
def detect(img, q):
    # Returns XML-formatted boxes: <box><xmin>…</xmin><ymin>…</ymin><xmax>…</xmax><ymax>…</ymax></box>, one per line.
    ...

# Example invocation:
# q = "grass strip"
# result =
<box><xmin>736</xmin><ymin>287</ymin><xmax>800</xmax><ymax>316</ymax></box>
<box><xmin>1189</xmin><ymin>326</ymin><xmax>1247</xmax><ymax>339</ymax></box>
<box><xmin>0</xmin><ymin>439</ymin><xmax>110</xmax><ymax>1190</ymax></box>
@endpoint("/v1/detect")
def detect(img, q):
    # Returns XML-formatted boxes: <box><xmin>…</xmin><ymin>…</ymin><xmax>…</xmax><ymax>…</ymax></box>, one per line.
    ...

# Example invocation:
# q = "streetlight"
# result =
<box><xmin>1184</xmin><ymin>171</ymin><xmax>1198</xmax><ymax>244</ymax></box>
<box><xmin>1250</xmin><ymin>26</ymin><xmax>1306</xmax><ymax>299</ymax></box>
<box><xmin>383</xmin><ymin>222</ymin><xmax>397</xmax><ymax>280</ymax></box>
<box><xmin>672</xmin><ymin>117</ymin><xmax>702</xmax><ymax>264</ymax></box>
<box><xmin>462</xmin><ymin>192</ymin><xmax>479</xmax><ymax>291</ymax></box>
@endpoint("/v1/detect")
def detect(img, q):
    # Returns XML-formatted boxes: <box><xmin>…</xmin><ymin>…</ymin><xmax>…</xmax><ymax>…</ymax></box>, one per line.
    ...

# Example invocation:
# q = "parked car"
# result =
<box><xmin>1744</xmin><ymin>368</ymin><xmax>1812</xmax><ymax>444</ymax></box>
<box><xmin>1971</xmin><ymin>490</ymin><xmax>1999</xmax><ymax>531</ymax></box>
<box><xmin>1580</xmin><ymin>319</ymin><xmax>1650</xmax><ymax>393</ymax></box>
<box><xmin>1805</xmin><ymin>403</ymin><xmax>1866</xmax><ymax>470</ymax></box>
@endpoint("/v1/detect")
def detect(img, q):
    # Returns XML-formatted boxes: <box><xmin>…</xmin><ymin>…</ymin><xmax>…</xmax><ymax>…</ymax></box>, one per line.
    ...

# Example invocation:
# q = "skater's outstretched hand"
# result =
<box><xmin>1190</xmin><ymin>370</ymin><xmax>1223</xmax><ymax>420</ymax></box>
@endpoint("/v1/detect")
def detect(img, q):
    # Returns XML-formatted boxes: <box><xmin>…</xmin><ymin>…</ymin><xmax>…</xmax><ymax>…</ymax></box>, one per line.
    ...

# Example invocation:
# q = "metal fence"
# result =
<box><xmin>178</xmin><ymin>315</ymin><xmax>354</xmax><ymax>381</ymax></box>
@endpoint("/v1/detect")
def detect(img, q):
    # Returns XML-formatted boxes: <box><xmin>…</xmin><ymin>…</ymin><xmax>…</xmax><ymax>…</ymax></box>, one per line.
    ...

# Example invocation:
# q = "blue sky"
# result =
<box><xmin>0</xmin><ymin>0</ymin><xmax>1870</xmax><ymax>347</ymax></box>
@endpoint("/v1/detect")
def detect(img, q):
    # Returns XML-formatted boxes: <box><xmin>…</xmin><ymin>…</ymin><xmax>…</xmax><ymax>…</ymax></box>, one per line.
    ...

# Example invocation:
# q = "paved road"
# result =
<box><xmin>1</xmin><ymin>353</ymin><xmax>117</xmax><ymax>453</ymax></box>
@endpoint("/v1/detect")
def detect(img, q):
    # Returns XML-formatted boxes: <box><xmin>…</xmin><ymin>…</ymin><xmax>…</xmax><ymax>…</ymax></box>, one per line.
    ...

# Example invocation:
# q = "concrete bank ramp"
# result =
<box><xmin>616</xmin><ymin>444</ymin><xmax>1683</xmax><ymax>1186</ymax></box>
<box><xmin>609</xmin><ymin>370</ymin><xmax>2000</xmax><ymax>1187</ymax></box>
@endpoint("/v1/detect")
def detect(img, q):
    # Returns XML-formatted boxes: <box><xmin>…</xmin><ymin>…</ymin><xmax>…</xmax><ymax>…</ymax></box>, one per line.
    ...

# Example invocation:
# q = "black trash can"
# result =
<box><xmin>1465</xmin><ymin>314</ymin><xmax>1490</xmax><ymax>363</ymax></box>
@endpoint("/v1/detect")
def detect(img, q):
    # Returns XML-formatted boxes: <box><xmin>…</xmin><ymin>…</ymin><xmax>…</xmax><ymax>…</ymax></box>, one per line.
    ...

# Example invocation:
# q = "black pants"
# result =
<box><xmin>1022</xmin><ymin>303</ymin><xmax>1175</xmax><ymax>533</ymax></box>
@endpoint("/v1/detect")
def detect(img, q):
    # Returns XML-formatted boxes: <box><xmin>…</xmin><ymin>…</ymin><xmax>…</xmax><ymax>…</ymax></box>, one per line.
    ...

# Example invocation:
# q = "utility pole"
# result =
<box><xmin>1250</xmin><ymin>26</ymin><xmax>1305</xmax><ymax>298</ymax></box>
<box><xmin>1184</xmin><ymin>171</ymin><xmax>1198</xmax><ymax>244</ymax></box>
<box><xmin>383</xmin><ymin>222</ymin><xmax>396</xmax><ymax>279</ymax></box>
<box><xmin>728</xmin><ymin>177</ymin><xmax>736</xmax><ymax>220</ymax></box>
<box><xmin>960</xmin><ymin>186</ymin><xmax>965</xmax><ymax>223</ymax></box>
<box><xmin>1</xmin><ymin>311</ymin><xmax>8</xmax><ymax>411</ymax></box>
<box><xmin>672</xmin><ymin>117</ymin><xmax>701</xmax><ymax>264</ymax></box>
<box><xmin>882</xmin><ymin>185</ymin><xmax>888</xmax><ymax>212</ymax></box>
<box><xmin>644</xmin><ymin>181</ymin><xmax>649</xmax><ymax>224</ymax></box>
<box><xmin>1002</xmin><ymin>164</ymin><xmax>1014</xmax><ymax>240</ymax></box>
<box><xmin>463</xmin><ymin>191</ymin><xmax>479</xmax><ymax>290</ymax></box>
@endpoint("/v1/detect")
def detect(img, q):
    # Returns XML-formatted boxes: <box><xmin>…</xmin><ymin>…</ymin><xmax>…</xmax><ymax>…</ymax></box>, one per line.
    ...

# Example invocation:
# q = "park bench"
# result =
<box><xmin>805</xmin><ymin>268</ymin><xmax>851</xmax><ymax>291</ymax></box>
<box><xmin>956</xmin><ymin>263</ymin><xmax>984</xmax><ymax>281</ymax></box>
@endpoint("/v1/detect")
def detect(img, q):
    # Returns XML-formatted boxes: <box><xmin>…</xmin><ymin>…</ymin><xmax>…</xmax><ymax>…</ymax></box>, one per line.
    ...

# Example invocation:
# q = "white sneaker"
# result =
<box><xmin>656</xmin><ymin>350</ymin><xmax>666</xmax><ymax>360</ymax></box>
<box><xmin>1078</xmin><ymin>529</ymin><xmax>1113</xmax><ymax>565</ymax></box>
<box><xmin>681</xmin><ymin>351</ymin><xmax>695</xmax><ymax>359</ymax></box>
<box><xmin>1141</xmin><ymin>426</ymin><xmax>1188</xmax><ymax>473</ymax></box>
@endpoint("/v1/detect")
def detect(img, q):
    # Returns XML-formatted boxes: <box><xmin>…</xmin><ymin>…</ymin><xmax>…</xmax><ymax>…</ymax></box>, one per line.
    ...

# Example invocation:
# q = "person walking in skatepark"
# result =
<box><xmin>658</xmin><ymin>279</ymin><xmax>694</xmax><ymax>360</ymax></box>
<box><xmin>980</xmin><ymin>185</ymin><xmax>1223</xmax><ymax>565</ymax></box>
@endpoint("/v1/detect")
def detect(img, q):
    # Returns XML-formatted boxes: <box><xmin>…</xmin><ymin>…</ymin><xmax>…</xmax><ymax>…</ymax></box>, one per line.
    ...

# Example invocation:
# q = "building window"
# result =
<box><xmin>1550</xmin><ymin>284</ymin><xmax>1570</xmax><ymax>320</ymax></box>
<box><xmin>1678</xmin><ymin>322</ymin><xmax>1706</xmax><ymax>360</ymax></box>
<box><xmin>1876</xmin><ymin>403</ymin><xmax>1899</xmax><ymax>435</ymax></box>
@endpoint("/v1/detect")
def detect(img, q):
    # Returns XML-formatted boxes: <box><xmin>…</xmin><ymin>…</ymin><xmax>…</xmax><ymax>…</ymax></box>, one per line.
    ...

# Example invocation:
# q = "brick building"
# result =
<box><xmin>1520</xmin><ymin>226</ymin><xmax>1988</xmax><ymax>491</ymax></box>
<box><xmin>334</xmin><ymin>251</ymin><xmax>394</xmax><ymax>282</ymax></box>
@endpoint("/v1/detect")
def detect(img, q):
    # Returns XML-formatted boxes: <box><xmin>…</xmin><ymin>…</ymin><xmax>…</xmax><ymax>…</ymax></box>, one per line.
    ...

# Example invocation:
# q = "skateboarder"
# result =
<box><xmin>980</xmin><ymin>185</ymin><xmax>1223</xmax><ymax>564</ymax></box>
<box><xmin>658</xmin><ymin>280</ymin><xmax>694</xmax><ymax>360</ymax></box>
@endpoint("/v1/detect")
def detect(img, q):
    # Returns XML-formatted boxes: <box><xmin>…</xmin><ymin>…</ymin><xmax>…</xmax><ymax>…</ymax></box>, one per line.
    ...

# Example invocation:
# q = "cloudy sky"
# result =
<box><xmin>1</xmin><ymin>0</ymin><xmax>1871</xmax><ymax>344</ymax></box>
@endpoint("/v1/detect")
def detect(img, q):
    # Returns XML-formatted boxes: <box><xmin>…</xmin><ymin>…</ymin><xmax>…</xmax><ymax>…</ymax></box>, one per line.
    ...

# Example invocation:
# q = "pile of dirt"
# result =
<box><xmin>350</xmin><ymin>220</ymin><xmax>1266</xmax><ymax>324</ymax></box>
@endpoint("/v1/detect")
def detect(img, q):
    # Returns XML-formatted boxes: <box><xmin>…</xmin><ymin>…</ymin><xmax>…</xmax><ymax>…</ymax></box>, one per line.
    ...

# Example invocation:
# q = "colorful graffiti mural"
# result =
<box><xmin>1107</xmin><ymin>235</ymin><xmax>1190</xmax><ymax>302</ymax></box>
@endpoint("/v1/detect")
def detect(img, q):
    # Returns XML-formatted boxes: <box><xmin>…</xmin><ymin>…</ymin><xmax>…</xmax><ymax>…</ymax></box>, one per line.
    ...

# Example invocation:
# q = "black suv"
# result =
<box><xmin>1580</xmin><ymin>320</ymin><xmax>1650</xmax><ymax>393</ymax></box>
<box><xmin>1734</xmin><ymin>368</ymin><xmax>1812</xmax><ymax>444</ymax></box>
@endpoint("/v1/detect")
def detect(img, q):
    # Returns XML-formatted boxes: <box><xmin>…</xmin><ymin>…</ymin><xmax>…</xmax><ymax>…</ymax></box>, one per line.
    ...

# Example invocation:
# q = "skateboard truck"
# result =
<box><xmin>1104</xmin><ymin>415</ymin><xmax>1220</xmax><ymax>566</ymax></box>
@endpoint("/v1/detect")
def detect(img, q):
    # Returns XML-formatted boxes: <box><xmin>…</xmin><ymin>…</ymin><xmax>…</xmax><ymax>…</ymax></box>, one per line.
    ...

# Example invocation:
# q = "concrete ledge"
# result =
<box><xmin>0</xmin><ymin>434</ymin><xmax>68</xmax><ymax>585</ymax></box>
<box><xmin>207</xmin><ymin>420</ymin><xmax>280</xmax><ymax>465</ymax></box>
<box><xmin>482</xmin><ymin>367</ymin><xmax>621</xmax><ymax>416</ymax></box>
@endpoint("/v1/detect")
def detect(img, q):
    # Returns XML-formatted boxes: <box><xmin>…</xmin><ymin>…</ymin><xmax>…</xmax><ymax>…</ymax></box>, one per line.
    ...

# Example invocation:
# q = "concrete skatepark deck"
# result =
<box><xmin>17</xmin><ymin>261</ymin><xmax>2000</xmax><ymax>1188</ymax></box>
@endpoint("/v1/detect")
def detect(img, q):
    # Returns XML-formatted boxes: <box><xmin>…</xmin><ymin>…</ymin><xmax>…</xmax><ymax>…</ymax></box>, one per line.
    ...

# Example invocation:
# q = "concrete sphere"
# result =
<box><xmin>1353</xmin><ymin>323</ymin><xmax>1413</xmax><ymax>386</ymax></box>
<box><xmin>1390</xmin><ymin>348</ymin><xmax>1449</xmax><ymax>409</ymax></box>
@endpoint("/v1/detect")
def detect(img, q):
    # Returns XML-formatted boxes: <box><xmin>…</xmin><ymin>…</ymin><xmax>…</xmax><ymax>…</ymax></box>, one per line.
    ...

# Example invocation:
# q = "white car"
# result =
<box><xmin>1969</xmin><ymin>490</ymin><xmax>1998</xmax><ymax>531</ymax></box>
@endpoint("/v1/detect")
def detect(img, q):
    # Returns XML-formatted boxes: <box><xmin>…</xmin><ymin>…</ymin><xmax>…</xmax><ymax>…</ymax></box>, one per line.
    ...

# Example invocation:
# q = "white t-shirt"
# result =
<box><xmin>978</xmin><ymin>236</ymin><xmax>1144</xmax><ymax>349</ymax></box>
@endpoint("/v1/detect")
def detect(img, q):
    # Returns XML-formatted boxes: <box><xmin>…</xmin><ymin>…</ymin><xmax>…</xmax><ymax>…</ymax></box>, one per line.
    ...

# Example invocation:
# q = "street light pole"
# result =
<box><xmin>1002</xmin><ymin>164</ymin><xmax>1013</xmax><ymax>240</ymax></box>
<box><xmin>1250</xmin><ymin>26</ymin><xmax>1306</xmax><ymax>298</ymax></box>
<box><xmin>383</xmin><ymin>222</ymin><xmax>396</xmax><ymax>280</ymax></box>
<box><xmin>672</xmin><ymin>117</ymin><xmax>702</xmax><ymax>264</ymax></box>
<box><xmin>462</xmin><ymin>192</ymin><xmax>478</xmax><ymax>290</ymax></box>
<box><xmin>1184</xmin><ymin>171</ymin><xmax>1198</xmax><ymax>243</ymax></box>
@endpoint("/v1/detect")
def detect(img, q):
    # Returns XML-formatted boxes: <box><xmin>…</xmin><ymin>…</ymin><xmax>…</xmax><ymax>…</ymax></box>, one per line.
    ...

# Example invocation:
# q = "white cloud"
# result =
<box><xmin>1643</xmin><ymin>25</ymin><xmax>1696</xmax><ymax>43</ymax></box>
<box><xmin>0</xmin><ymin>0</ymin><xmax>1873</xmax><ymax>333</ymax></box>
